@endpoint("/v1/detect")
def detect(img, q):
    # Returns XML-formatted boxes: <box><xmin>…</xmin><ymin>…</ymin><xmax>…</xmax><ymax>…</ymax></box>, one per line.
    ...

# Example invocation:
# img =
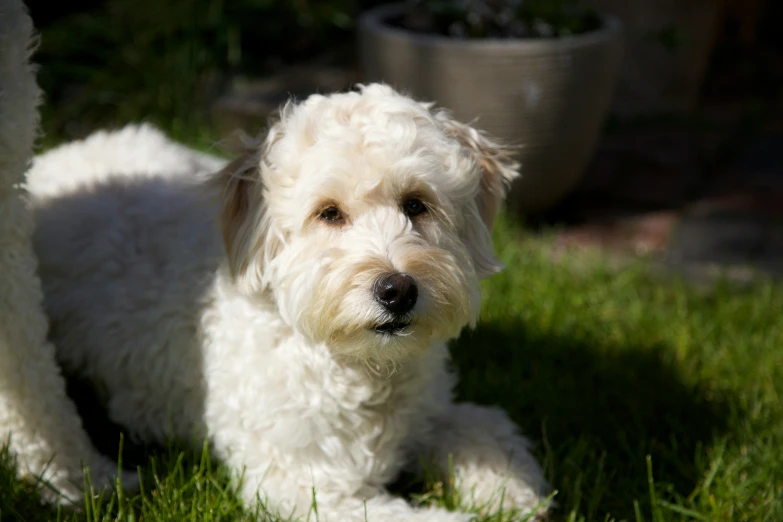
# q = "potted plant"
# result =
<box><xmin>359</xmin><ymin>0</ymin><xmax>623</xmax><ymax>214</ymax></box>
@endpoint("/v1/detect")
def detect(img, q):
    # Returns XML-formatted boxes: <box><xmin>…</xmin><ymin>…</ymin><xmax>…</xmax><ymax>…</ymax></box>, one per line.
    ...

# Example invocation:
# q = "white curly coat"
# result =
<box><xmin>28</xmin><ymin>84</ymin><xmax>550</xmax><ymax>521</ymax></box>
<box><xmin>0</xmin><ymin>0</ymin><xmax>130</xmax><ymax>504</ymax></box>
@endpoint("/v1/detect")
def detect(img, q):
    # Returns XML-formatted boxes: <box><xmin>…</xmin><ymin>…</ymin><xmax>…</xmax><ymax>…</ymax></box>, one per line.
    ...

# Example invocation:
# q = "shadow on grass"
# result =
<box><xmin>449</xmin><ymin>319</ymin><xmax>730</xmax><ymax>521</ymax></box>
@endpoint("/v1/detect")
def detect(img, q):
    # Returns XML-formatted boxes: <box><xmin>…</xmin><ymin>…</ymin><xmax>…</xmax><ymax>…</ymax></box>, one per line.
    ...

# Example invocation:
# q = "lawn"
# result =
<box><xmin>3</xmin><ymin>1</ymin><xmax>783</xmax><ymax>519</ymax></box>
<box><xmin>3</xmin><ymin>214</ymin><xmax>782</xmax><ymax>521</ymax></box>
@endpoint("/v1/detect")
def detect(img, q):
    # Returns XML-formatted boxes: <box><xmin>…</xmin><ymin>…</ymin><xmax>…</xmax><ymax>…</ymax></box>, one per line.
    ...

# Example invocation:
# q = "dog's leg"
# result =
<box><xmin>425</xmin><ymin>402</ymin><xmax>550</xmax><ymax>519</ymax></box>
<box><xmin>238</xmin><ymin>474</ymin><xmax>474</xmax><ymax>522</ymax></box>
<box><xmin>0</xmin><ymin>0</ymin><xmax>135</xmax><ymax>504</ymax></box>
<box><xmin>314</xmin><ymin>493</ymin><xmax>476</xmax><ymax>522</ymax></box>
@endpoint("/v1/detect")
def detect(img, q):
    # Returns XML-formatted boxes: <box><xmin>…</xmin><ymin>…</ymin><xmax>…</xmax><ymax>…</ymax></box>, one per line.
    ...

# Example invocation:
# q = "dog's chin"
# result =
<box><xmin>317</xmin><ymin>317</ymin><xmax>431</xmax><ymax>367</ymax></box>
<box><xmin>371</xmin><ymin>316</ymin><xmax>413</xmax><ymax>337</ymax></box>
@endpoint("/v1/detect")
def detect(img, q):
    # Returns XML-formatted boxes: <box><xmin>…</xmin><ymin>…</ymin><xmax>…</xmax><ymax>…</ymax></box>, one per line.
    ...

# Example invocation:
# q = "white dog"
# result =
<box><xmin>0</xmin><ymin>0</ymin><xmax>133</xmax><ymax>504</ymax></box>
<box><xmin>28</xmin><ymin>84</ymin><xmax>549</xmax><ymax>520</ymax></box>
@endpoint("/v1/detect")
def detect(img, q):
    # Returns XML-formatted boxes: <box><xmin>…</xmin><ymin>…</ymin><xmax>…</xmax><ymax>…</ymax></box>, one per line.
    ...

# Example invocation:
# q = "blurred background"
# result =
<box><xmin>25</xmin><ymin>0</ymin><xmax>783</xmax><ymax>280</ymax></box>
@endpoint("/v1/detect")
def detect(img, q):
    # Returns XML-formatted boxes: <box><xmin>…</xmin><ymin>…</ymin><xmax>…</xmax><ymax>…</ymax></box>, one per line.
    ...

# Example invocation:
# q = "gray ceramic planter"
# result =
<box><xmin>359</xmin><ymin>3</ymin><xmax>624</xmax><ymax>213</ymax></box>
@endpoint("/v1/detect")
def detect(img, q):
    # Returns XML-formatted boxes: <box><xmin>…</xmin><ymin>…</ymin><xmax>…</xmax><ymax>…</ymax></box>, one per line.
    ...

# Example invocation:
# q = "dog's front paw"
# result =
<box><xmin>410</xmin><ymin>508</ymin><xmax>476</xmax><ymax>522</ymax></box>
<box><xmin>490</xmin><ymin>479</ymin><xmax>550</xmax><ymax>520</ymax></box>
<box><xmin>33</xmin><ymin>459</ymin><xmax>137</xmax><ymax>508</ymax></box>
<box><xmin>456</xmin><ymin>468</ymin><xmax>551</xmax><ymax>520</ymax></box>
<box><xmin>103</xmin><ymin>468</ymin><xmax>140</xmax><ymax>493</ymax></box>
<box><xmin>431</xmin><ymin>403</ymin><xmax>551</xmax><ymax>520</ymax></box>
<box><xmin>83</xmin><ymin>456</ymin><xmax>140</xmax><ymax>497</ymax></box>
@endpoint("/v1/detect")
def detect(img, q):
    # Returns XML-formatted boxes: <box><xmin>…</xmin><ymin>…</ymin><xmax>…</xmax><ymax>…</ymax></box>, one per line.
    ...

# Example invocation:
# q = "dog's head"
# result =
<box><xmin>214</xmin><ymin>83</ymin><xmax>518</xmax><ymax>366</ymax></box>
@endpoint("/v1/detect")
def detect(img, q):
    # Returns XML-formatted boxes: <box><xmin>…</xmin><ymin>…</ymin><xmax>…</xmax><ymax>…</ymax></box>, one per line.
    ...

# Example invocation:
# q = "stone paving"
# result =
<box><xmin>533</xmin><ymin>42</ymin><xmax>783</xmax><ymax>280</ymax></box>
<box><xmin>541</xmin><ymin>128</ymin><xmax>783</xmax><ymax>278</ymax></box>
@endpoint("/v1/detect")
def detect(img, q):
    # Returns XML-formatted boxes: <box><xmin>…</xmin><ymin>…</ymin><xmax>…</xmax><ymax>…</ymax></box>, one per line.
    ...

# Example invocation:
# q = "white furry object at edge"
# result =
<box><xmin>28</xmin><ymin>84</ymin><xmax>550</xmax><ymax>521</ymax></box>
<box><xmin>0</xmin><ymin>0</ymin><xmax>134</xmax><ymax>505</ymax></box>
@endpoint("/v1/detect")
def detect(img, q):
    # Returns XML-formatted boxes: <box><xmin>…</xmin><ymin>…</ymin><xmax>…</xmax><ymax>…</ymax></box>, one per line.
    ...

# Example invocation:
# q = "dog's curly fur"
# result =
<box><xmin>28</xmin><ymin>84</ymin><xmax>550</xmax><ymax>520</ymax></box>
<box><xmin>0</xmin><ymin>0</ymin><xmax>131</xmax><ymax>504</ymax></box>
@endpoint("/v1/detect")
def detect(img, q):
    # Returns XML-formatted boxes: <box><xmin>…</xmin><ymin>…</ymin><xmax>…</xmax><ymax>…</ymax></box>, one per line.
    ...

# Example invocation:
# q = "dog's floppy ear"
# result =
<box><xmin>211</xmin><ymin>127</ymin><xmax>284</xmax><ymax>294</ymax></box>
<box><xmin>435</xmin><ymin>112</ymin><xmax>520</xmax><ymax>229</ymax></box>
<box><xmin>434</xmin><ymin>111</ymin><xmax>520</xmax><ymax>277</ymax></box>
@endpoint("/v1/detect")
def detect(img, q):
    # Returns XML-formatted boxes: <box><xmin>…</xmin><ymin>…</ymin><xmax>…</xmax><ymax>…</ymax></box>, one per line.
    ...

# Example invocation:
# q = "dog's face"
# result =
<box><xmin>215</xmin><ymin>84</ymin><xmax>518</xmax><ymax>365</ymax></box>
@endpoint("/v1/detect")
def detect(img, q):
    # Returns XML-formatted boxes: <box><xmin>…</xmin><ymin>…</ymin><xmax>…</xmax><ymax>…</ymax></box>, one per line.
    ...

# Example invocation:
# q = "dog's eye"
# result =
<box><xmin>402</xmin><ymin>198</ymin><xmax>427</xmax><ymax>218</ymax></box>
<box><xmin>319</xmin><ymin>206</ymin><xmax>345</xmax><ymax>224</ymax></box>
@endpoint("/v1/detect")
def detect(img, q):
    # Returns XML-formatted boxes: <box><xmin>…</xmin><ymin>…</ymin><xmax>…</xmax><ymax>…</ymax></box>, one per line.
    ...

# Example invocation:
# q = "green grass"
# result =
<box><xmin>3</xmin><ymin>217</ymin><xmax>782</xmax><ymax>521</ymax></box>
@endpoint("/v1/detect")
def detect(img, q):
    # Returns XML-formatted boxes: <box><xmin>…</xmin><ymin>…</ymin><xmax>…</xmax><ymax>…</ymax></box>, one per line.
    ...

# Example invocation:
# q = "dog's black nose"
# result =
<box><xmin>374</xmin><ymin>273</ymin><xmax>418</xmax><ymax>316</ymax></box>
